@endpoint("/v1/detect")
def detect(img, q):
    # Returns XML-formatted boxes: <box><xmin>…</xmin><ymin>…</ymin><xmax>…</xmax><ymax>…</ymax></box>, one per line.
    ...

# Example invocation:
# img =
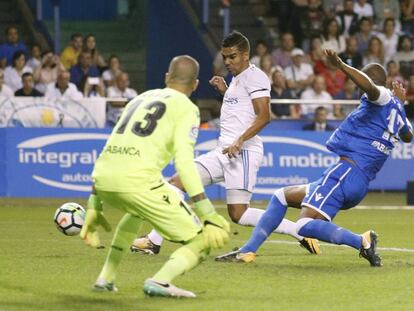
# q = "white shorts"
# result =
<box><xmin>195</xmin><ymin>148</ymin><xmax>263</xmax><ymax>193</ymax></box>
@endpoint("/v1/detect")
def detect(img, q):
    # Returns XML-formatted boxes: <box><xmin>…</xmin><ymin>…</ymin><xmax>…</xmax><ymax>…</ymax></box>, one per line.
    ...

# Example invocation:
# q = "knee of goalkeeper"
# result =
<box><xmin>193</xmin><ymin>198</ymin><xmax>230</xmax><ymax>249</ymax></box>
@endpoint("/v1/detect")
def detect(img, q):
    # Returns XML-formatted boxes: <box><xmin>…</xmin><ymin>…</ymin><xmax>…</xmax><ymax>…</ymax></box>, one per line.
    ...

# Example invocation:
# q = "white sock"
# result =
<box><xmin>238</xmin><ymin>208</ymin><xmax>303</xmax><ymax>241</ymax></box>
<box><xmin>148</xmin><ymin>229</ymin><xmax>163</xmax><ymax>246</ymax></box>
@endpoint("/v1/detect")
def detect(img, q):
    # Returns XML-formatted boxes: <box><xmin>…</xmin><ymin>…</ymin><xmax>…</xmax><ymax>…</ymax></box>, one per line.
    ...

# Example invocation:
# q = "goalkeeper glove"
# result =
<box><xmin>80</xmin><ymin>194</ymin><xmax>111</xmax><ymax>248</ymax></box>
<box><xmin>193</xmin><ymin>199</ymin><xmax>230</xmax><ymax>249</ymax></box>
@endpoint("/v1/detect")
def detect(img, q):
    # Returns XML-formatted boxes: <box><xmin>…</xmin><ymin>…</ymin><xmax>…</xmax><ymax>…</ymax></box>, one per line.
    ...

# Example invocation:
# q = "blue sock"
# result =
<box><xmin>240</xmin><ymin>193</ymin><xmax>287</xmax><ymax>253</ymax></box>
<box><xmin>298</xmin><ymin>220</ymin><xmax>362</xmax><ymax>250</ymax></box>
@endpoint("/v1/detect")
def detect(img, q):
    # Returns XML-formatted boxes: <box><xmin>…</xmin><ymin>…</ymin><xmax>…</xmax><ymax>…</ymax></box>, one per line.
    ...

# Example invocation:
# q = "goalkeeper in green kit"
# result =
<box><xmin>80</xmin><ymin>55</ymin><xmax>230</xmax><ymax>298</ymax></box>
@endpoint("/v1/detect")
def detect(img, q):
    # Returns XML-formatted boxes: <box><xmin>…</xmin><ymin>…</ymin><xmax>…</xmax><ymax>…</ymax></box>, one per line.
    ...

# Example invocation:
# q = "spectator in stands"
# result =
<box><xmin>60</xmin><ymin>33</ymin><xmax>83</xmax><ymax>70</ymax></box>
<box><xmin>377</xmin><ymin>18</ymin><xmax>399</xmax><ymax>64</ymax></box>
<box><xmin>271</xmin><ymin>32</ymin><xmax>295</xmax><ymax>69</ymax></box>
<box><xmin>269</xmin><ymin>69</ymin><xmax>299</xmax><ymax>119</ymax></box>
<box><xmin>300</xmin><ymin>75</ymin><xmax>335</xmax><ymax>118</ymax></box>
<box><xmin>106</xmin><ymin>72</ymin><xmax>137</xmax><ymax>126</ymax></box>
<box><xmin>0</xmin><ymin>69</ymin><xmax>13</xmax><ymax>97</ymax></box>
<box><xmin>391</xmin><ymin>35</ymin><xmax>414</xmax><ymax>80</ymax></box>
<box><xmin>320</xmin><ymin>55</ymin><xmax>346</xmax><ymax>98</ymax></box>
<box><xmin>305</xmin><ymin>35</ymin><xmax>327</xmax><ymax>74</ymax></box>
<box><xmin>250</xmin><ymin>40</ymin><xmax>269</xmax><ymax>67</ymax></box>
<box><xmin>400</xmin><ymin>0</ymin><xmax>414</xmax><ymax>36</ymax></box>
<box><xmin>14</xmin><ymin>72</ymin><xmax>43</xmax><ymax>97</ymax></box>
<box><xmin>353</xmin><ymin>0</ymin><xmax>374</xmax><ymax>20</ymax></box>
<box><xmin>303</xmin><ymin>106</ymin><xmax>335</xmax><ymax>131</ymax></box>
<box><xmin>322</xmin><ymin>0</ymin><xmax>343</xmax><ymax>18</ymax></box>
<box><xmin>405</xmin><ymin>74</ymin><xmax>414</xmax><ymax>118</ymax></box>
<box><xmin>83</xmin><ymin>77</ymin><xmax>106</xmax><ymax>97</ymax></box>
<box><xmin>83</xmin><ymin>34</ymin><xmax>106</xmax><ymax>70</ymax></box>
<box><xmin>4</xmin><ymin>51</ymin><xmax>32</xmax><ymax>92</ymax></box>
<box><xmin>373</xmin><ymin>0</ymin><xmax>401</xmax><ymax>31</ymax></box>
<box><xmin>70</xmin><ymin>50</ymin><xmax>100</xmax><ymax>92</ymax></box>
<box><xmin>102</xmin><ymin>55</ymin><xmax>122</xmax><ymax>87</ymax></box>
<box><xmin>284</xmin><ymin>48</ymin><xmax>315</xmax><ymax>98</ymax></box>
<box><xmin>339</xmin><ymin>36</ymin><xmax>362</xmax><ymax>69</ymax></box>
<box><xmin>45</xmin><ymin>70</ymin><xmax>83</xmax><ymax>101</ymax></box>
<box><xmin>362</xmin><ymin>36</ymin><xmax>385</xmax><ymax>67</ymax></box>
<box><xmin>33</xmin><ymin>51</ymin><xmax>65</xmax><ymax>93</ymax></box>
<box><xmin>0</xmin><ymin>26</ymin><xmax>28</xmax><ymax>68</ymax></box>
<box><xmin>260</xmin><ymin>54</ymin><xmax>281</xmax><ymax>82</ymax></box>
<box><xmin>299</xmin><ymin>0</ymin><xmax>325</xmax><ymax>52</ymax></box>
<box><xmin>335</xmin><ymin>0</ymin><xmax>359</xmax><ymax>37</ymax></box>
<box><xmin>334</xmin><ymin>77</ymin><xmax>359</xmax><ymax>116</ymax></box>
<box><xmin>26</xmin><ymin>44</ymin><xmax>42</xmax><ymax>71</ymax></box>
<box><xmin>321</xmin><ymin>17</ymin><xmax>346</xmax><ymax>54</ymax></box>
<box><xmin>386</xmin><ymin>60</ymin><xmax>405</xmax><ymax>88</ymax></box>
<box><xmin>355</xmin><ymin>17</ymin><xmax>374</xmax><ymax>54</ymax></box>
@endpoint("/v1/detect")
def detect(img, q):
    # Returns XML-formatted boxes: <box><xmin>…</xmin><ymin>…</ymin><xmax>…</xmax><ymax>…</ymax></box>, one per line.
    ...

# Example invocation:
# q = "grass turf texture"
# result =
<box><xmin>0</xmin><ymin>192</ymin><xmax>413</xmax><ymax>311</ymax></box>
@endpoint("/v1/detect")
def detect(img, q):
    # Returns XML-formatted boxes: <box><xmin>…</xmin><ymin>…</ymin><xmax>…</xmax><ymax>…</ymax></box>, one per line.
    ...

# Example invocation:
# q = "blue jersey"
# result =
<box><xmin>326</xmin><ymin>87</ymin><xmax>410</xmax><ymax>181</ymax></box>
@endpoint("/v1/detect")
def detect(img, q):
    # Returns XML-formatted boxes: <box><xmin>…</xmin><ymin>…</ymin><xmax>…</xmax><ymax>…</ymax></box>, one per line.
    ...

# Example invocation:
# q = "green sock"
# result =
<box><xmin>152</xmin><ymin>234</ymin><xmax>209</xmax><ymax>283</ymax></box>
<box><xmin>98</xmin><ymin>213</ymin><xmax>142</xmax><ymax>282</ymax></box>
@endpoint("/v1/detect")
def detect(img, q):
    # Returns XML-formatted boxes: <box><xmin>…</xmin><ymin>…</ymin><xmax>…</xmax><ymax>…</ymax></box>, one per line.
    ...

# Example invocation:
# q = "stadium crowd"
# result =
<box><xmin>0</xmin><ymin>27</ymin><xmax>137</xmax><ymax>126</ymax></box>
<box><xmin>1</xmin><ymin>0</ymin><xmax>414</xmax><ymax>126</ymax></box>
<box><xmin>214</xmin><ymin>0</ymin><xmax>414</xmax><ymax>120</ymax></box>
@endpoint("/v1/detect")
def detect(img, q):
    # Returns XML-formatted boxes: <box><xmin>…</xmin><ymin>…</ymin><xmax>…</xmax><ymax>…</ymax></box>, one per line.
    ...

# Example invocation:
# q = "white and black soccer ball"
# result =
<box><xmin>54</xmin><ymin>202</ymin><xmax>86</xmax><ymax>236</ymax></box>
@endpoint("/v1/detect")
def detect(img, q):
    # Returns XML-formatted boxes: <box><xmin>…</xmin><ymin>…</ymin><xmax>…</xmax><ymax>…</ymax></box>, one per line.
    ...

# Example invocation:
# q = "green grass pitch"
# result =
<box><xmin>1</xmin><ymin>192</ymin><xmax>414</xmax><ymax>311</ymax></box>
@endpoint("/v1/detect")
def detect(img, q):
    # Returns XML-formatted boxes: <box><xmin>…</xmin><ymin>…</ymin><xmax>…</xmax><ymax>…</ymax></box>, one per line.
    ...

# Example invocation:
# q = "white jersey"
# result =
<box><xmin>218</xmin><ymin>64</ymin><xmax>270</xmax><ymax>153</ymax></box>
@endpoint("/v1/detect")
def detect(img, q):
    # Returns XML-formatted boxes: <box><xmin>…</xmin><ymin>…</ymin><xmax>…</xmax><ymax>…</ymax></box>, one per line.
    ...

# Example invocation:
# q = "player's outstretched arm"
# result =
<box><xmin>325</xmin><ymin>49</ymin><xmax>380</xmax><ymax>101</ymax></box>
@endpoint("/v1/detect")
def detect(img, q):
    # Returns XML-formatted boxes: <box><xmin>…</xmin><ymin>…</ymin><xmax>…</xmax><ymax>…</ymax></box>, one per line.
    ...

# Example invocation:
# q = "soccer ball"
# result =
<box><xmin>54</xmin><ymin>202</ymin><xmax>86</xmax><ymax>236</ymax></box>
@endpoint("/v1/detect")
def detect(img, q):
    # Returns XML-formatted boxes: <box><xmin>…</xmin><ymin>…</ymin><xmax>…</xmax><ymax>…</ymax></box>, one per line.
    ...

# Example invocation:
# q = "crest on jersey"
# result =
<box><xmin>189</xmin><ymin>125</ymin><xmax>199</xmax><ymax>141</ymax></box>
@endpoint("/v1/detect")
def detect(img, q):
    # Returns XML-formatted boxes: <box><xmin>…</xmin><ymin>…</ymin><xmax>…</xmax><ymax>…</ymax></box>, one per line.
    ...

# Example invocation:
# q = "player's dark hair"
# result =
<box><xmin>362</xmin><ymin>63</ymin><xmax>387</xmax><ymax>87</ymax></box>
<box><xmin>222</xmin><ymin>31</ymin><xmax>250</xmax><ymax>53</ymax></box>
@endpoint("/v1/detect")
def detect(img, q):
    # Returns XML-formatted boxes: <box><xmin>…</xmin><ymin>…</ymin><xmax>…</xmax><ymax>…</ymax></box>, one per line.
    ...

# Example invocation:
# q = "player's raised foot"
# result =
<box><xmin>215</xmin><ymin>249</ymin><xmax>256</xmax><ymax>263</ymax></box>
<box><xmin>359</xmin><ymin>231</ymin><xmax>382</xmax><ymax>267</ymax></box>
<box><xmin>92</xmin><ymin>278</ymin><xmax>118</xmax><ymax>292</ymax></box>
<box><xmin>143</xmin><ymin>279</ymin><xmax>196</xmax><ymax>298</ymax></box>
<box><xmin>299</xmin><ymin>238</ymin><xmax>321</xmax><ymax>255</ymax></box>
<box><xmin>131</xmin><ymin>236</ymin><xmax>160</xmax><ymax>255</ymax></box>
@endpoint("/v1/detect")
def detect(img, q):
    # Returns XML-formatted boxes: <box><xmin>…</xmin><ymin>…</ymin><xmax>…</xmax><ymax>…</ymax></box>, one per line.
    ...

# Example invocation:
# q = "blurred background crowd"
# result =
<box><xmin>1</xmin><ymin>0</ymin><xmax>414</xmax><ymax>128</ymax></box>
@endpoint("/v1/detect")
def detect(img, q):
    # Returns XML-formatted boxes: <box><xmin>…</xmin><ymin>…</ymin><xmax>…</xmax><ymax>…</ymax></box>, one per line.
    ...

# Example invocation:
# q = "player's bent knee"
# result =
<box><xmin>296</xmin><ymin>217</ymin><xmax>313</xmax><ymax>235</ymax></box>
<box><xmin>274</xmin><ymin>188</ymin><xmax>287</xmax><ymax>205</ymax></box>
<box><xmin>227</xmin><ymin>204</ymin><xmax>248</xmax><ymax>223</ymax></box>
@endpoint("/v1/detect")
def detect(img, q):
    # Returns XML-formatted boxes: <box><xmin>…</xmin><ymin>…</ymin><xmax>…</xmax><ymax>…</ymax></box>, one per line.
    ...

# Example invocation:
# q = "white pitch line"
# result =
<box><xmin>216</xmin><ymin>205</ymin><xmax>414</xmax><ymax>210</ymax></box>
<box><xmin>356</xmin><ymin>205</ymin><xmax>414</xmax><ymax>210</ymax></box>
<box><xmin>263</xmin><ymin>239</ymin><xmax>414</xmax><ymax>253</ymax></box>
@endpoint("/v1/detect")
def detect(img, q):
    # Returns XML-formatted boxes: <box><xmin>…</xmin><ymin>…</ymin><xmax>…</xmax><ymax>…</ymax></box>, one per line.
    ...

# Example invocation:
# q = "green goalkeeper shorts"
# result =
<box><xmin>96</xmin><ymin>183</ymin><xmax>202</xmax><ymax>243</ymax></box>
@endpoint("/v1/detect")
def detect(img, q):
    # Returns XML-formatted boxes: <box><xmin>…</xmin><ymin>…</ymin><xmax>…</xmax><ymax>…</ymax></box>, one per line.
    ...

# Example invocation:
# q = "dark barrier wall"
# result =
<box><xmin>27</xmin><ymin>0</ymin><xmax>118</xmax><ymax>20</ymax></box>
<box><xmin>1</xmin><ymin>128</ymin><xmax>413</xmax><ymax>199</ymax></box>
<box><xmin>147</xmin><ymin>0</ymin><xmax>215</xmax><ymax>98</ymax></box>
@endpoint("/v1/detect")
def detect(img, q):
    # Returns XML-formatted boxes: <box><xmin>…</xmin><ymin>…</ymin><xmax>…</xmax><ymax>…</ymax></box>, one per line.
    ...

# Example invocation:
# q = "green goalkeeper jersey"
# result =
<box><xmin>92</xmin><ymin>87</ymin><xmax>204</xmax><ymax>197</ymax></box>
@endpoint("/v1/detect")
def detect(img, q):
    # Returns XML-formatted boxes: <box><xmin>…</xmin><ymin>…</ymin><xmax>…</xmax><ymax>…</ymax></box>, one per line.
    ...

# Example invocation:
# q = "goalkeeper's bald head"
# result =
<box><xmin>165</xmin><ymin>55</ymin><xmax>199</xmax><ymax>96</ymax></box>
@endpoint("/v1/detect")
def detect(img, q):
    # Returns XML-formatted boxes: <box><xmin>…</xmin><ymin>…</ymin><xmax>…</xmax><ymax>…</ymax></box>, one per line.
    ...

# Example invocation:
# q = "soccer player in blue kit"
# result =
<box><xmin>216</xmin><ymin>49</ymin><xmax>414</xmax><ymax>266</ymax></box>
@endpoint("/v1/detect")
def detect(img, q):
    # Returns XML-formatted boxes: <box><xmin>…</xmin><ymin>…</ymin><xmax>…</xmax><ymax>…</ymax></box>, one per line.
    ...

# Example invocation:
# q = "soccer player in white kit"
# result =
<box><xmin>132</xmin><ymin>31</ymin><xmax>320</xmax><ymax>257</ymax></box>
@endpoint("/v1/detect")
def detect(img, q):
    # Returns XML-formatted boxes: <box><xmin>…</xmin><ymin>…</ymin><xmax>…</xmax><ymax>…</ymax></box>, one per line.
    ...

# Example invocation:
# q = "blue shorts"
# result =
<box><xmin>302</xmin><ymin>160</ymin><xmax>369</xmax><ymax>221</ymax></box>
